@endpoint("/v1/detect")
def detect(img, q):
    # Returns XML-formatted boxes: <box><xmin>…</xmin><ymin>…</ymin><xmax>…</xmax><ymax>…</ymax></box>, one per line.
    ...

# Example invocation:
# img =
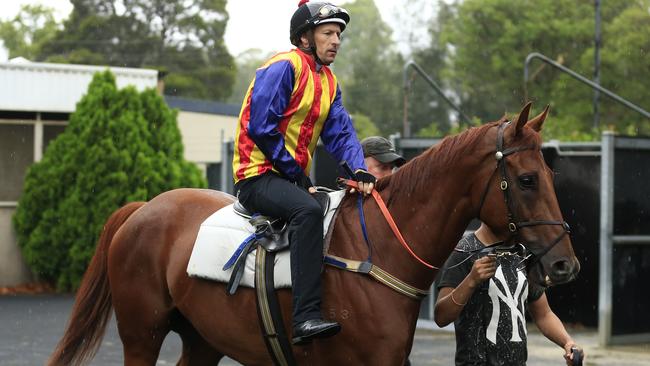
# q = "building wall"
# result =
<box><xmin>0</xmin><ymin>61</ymin><xmax>239</xmax><ymax>287</ymax></box>
<box><xmin>0</xmin><ymin>110</ymin><xmax>237</xmax><ymax>287</ymax></box>
<box><xmin>0</xmin><ymin>117</ymin><xmax>67</xmax><ymax>287</ymax></box>
<box><xmin>176</xmin><ymin>110</ymin><xmax>237</xmax><ymax>164</ymax></box>
<box><xmin>0</xmin><ymin>207</ymin><xmax>33</xmax><ymax>287</ymax></box>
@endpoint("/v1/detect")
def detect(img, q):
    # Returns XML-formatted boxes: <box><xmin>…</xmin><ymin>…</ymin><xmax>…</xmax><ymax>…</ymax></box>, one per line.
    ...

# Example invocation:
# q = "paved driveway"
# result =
<box><xmin>2</xmin><ymin>295</ymin><xmax>649</xmax><ymax>365</ymax></box>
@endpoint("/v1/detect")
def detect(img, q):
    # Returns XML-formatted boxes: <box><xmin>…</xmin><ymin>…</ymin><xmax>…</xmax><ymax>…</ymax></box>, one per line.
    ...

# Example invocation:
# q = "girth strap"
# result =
<box><xmin>254</xmin><ymin>249</ymin><xmax>296</xmax><ymax>366</ymax></box>
<box><xmin>324</xmin><ymin>254</ymin><xmax>429</xmax><ymax>300</ymax></box>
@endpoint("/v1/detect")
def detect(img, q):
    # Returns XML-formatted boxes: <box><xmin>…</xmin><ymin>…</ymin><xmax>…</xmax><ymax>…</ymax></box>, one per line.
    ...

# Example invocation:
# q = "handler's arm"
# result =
<box><xmin>434</xmin><ymin>256</ymin><xmax>496</xmax><ymax>327</ymax></box>
<box><xmin>529</xmin><ymin>293</ymin><xmax>581</xmax><ymax>365</ymax></box>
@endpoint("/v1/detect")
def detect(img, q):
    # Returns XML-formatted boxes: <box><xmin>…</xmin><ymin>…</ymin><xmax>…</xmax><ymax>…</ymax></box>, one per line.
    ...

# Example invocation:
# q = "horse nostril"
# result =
<box><xmin>551</xmin><ymin>259</ymin><xmax>571</xmax><ymax>275</ymax></box>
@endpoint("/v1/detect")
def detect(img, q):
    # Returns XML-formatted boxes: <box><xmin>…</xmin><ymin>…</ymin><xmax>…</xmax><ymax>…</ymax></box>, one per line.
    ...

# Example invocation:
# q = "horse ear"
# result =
<box><xmin>526</xmin><ymin>104</ymin><xmax>550</xmax><ymax>132</ymax></box>
<box><xmin>515</xmin><ymin>102</ymin><xmax>532</xmax><ymax>136</ymax></box>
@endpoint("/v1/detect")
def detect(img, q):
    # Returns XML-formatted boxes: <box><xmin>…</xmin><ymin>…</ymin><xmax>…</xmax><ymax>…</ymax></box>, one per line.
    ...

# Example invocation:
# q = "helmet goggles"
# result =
<box><xmin>310</xmin><ymin>4</ymin><xmax>349</xmax><ymax>29</ymax></box>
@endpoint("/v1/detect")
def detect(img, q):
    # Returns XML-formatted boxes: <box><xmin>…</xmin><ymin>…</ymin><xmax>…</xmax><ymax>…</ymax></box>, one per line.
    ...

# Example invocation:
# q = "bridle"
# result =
<box><xmin>476</xmin><ymin>121</ymin><xmax>571</xmax><ymax>269</ymax></box>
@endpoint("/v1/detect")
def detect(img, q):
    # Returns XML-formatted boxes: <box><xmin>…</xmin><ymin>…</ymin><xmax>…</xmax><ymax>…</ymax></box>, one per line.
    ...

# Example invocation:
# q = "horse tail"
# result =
<box><xmin>48</xmin><ymin>201</ymin><xmax>146</xmax><ymax>366</ymax></box>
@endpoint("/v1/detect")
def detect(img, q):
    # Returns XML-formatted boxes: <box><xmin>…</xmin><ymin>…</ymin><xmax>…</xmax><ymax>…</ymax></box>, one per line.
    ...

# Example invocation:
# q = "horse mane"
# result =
<box><xmin>377</xmin><ymin>119</ymin><xmax>506</xmax><ymax>201</ymax></box>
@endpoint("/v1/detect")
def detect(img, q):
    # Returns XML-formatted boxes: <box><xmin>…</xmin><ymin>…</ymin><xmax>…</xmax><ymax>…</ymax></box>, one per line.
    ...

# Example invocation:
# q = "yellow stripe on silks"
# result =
<box><xmin>260</xmin><ymin>52</ymin><xmax>304</xmax><ymax>96</ymax></box>
<box><xmin>287</xmin><ymin>52</ymin><xmax>303</xmax><ymax>93</ymax></box>
<box><xmin>245</xmin><ymin>144</ymin><xmax>269</xmax><ymax>178</ymax></box>
<box><xmin>232</xmin><ymin>122</ymin><xmax>242</xmax><ymax>178</ymax></box>
<box><xmin>260</xmin><ymin>52</ymin><xmax>298</xmax><ymax>70</ymax></box>
<box><xmin>329</xmin><ymin>73</ymin><xmax>339</xmax><ymax>103</ymax></box>
<box><xmin>305</xmin><ymin>71</ymin><xmax>334</xmax><ymax>173</ymax></box>
<box><xmin>255</xmin><ymin>250</ymin><xmax>289</xmax><ymax>366</ymax></box>
<box><xmin>241</xmin><ymin>150</ymin><xmax>266</xmax><ymax>179</ymax></box>
<box><xmin>283</xmin><ymin>71</ymin><xmax>315</xmax><ymax>171</ymax></box>
<box><xmin>232</xmin><ymin>81</ymin><xmax>255</xmax><ymax>177</ymax></box>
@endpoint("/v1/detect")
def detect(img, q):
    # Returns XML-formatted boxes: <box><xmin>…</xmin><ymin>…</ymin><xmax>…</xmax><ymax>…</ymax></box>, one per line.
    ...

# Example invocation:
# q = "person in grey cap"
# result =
<box><xmin>361</xmin><ymin>136</ymin><xmax>406</xmax><ymax>178</ymax></box>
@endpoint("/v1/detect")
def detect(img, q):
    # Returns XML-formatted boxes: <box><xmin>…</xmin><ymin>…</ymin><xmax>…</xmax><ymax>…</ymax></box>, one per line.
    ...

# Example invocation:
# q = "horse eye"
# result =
<box><xmin>518</xmin><ymin>174</ymin><xmax>537</xmax><ymax>189</ymax></box>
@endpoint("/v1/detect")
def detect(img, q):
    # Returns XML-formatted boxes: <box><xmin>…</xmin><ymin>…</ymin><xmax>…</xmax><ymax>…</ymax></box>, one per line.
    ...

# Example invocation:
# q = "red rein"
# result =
<box><xmin>342</xmin><ymin>179</ymin><xmax>438</xmax><ymax>270</ymax></box>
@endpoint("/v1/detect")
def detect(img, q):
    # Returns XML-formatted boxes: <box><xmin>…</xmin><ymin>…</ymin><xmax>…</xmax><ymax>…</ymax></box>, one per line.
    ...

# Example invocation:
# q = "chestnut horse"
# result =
<box><xmin>49</xmin><ymin>103</ymin><xmax>580</xmax><ymax>365</ymax></box>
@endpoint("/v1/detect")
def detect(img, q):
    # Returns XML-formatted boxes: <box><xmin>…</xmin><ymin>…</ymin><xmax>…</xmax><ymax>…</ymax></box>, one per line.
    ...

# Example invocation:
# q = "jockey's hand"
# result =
<box><xmin>296</xmin><ymin>174</ymin><xmax>316</xmax><ymax>194</ymax></box>
<box><xmin>468</xmin><ymin>255</ymin><xmax>497</xmax><ymax>286</ymax></box>
<box><xmin>349</xmin><ymin>169</ymin><xmax>375</xmax><ymax>196</ymax></box>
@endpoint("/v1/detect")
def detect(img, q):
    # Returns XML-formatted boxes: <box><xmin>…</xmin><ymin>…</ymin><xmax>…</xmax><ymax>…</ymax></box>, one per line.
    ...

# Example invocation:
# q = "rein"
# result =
<box><xmin>343</xmin><ymin>179</ymin><xmax>438</xmax><ymax>270</ymax></box>
<box><xmin>323</xmin><ymin>178</ymin><xmax>434</xmax><ymax>300</ymax></box>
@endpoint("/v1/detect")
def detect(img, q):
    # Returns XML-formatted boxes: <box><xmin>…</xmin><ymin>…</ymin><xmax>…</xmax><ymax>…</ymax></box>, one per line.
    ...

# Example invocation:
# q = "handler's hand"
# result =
<box><xmin>563</xmin><ymin>343</ymin><xmax>584</xmax><ymax>366</ymax></box>
<box><xmin>468</xmin><ymin>255</ymin><xmax>497</xmax><ymax>286</ymax></box>
<box><xmin>349</xmin><ymin>169</ymin><xmax>376</xmax><ymax>196</ymax></box>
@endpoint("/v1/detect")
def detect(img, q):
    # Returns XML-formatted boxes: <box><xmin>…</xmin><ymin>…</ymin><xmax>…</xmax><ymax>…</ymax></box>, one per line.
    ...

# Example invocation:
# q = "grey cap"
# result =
<box><xmin>361</xmin><ymin>136</ymin><xmax>406</xmax><ymax>167</ymax></box>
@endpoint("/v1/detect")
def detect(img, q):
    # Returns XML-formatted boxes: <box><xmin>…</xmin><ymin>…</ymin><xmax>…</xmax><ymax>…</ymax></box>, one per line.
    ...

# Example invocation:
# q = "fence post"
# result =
<box><xmin>598</xmin><ymin>130</ymin><xmax>614</xmax><ymax>346</ymax></box>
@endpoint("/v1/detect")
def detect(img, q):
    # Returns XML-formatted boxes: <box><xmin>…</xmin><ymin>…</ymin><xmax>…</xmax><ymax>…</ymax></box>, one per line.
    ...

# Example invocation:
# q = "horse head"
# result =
<box><xmin>476</xmin><ymin>102</ymin><xmax>580</xmax><ymax>287</ymax></box>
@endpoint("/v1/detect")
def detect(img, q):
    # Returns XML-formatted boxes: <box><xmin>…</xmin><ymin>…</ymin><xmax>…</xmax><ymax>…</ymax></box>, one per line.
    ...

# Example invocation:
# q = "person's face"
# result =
<box><xmin>302</xmin><ymin>23</ymin><xmax>342</xmax><ymax>64</ymax></box>
<box><xmin>365</xmin><ymin>156</ymin><xmax>394</xmax><ymax>179</ymax></box>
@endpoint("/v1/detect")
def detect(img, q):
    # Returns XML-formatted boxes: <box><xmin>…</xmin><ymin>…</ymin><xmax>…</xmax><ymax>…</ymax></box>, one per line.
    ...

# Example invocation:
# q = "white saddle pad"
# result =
<box><xmin>187</xmin><ymin>190</ymin><xmax>345</xmax><ymax>289</ymax></box>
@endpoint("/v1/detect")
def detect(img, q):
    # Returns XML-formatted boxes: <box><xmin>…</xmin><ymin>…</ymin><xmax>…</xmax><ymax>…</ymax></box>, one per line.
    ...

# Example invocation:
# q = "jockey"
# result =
<box><xmin>232</xmin><ymin>0</ymin><xmax>376</xmax><ymax>345</ymax></box>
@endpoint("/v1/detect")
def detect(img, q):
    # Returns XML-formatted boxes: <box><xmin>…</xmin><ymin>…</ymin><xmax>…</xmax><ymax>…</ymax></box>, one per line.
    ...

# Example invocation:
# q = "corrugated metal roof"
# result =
<box><xmin>0</xmin><ymin>59</ymin><xmax>158</xmax><ymax>113</ymax></box>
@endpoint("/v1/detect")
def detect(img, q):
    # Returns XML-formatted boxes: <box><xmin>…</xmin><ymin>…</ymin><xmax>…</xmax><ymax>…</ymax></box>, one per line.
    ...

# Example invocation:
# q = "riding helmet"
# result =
<box><xmin>290</xmin><ymin>1</ymin><xmax>350</xmax><ymax>46</ymax></box>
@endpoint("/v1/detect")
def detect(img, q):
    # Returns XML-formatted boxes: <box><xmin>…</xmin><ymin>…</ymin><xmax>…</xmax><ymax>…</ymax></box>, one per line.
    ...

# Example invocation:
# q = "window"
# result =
<box><xmin>0</xmin><ymin>124</ymin><xmax>34</xmax><ymax>201</ymax></box>
<box><xmin>43</xmin><ymin>124</ymin><xmax>67</xmax><ymax>152</ymax></box>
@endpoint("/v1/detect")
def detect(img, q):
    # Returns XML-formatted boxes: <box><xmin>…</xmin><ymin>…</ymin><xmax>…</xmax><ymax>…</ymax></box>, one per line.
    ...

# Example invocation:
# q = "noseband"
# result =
<box><xmin>477</xmin><ymin>121</ymin><xmax>571</xmax><ymax>268</ymax></box>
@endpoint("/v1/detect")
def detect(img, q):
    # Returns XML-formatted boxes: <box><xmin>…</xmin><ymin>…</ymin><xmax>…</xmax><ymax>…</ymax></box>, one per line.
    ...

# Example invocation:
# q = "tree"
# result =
<box><xmin>13</xmin><ymin>71</ymin><xmax>206</xmax><ymax>290</ymax></box>
<box><xmin>566</xmin><ymin>0</ymin><xmax>650</xmax><ymax>135</ymax></box>
<box><xmin>226</xmin><ymin>48</ymin><xmax>275</xmax><ymax>105</ymax></box>
<box><xmin>432</xmin><ymin>0</ymin><xmax>650</xmax><ymax>140</ymax></box>
<box><xmin>334</xmin><ymin>0</ymin><xmax>404</xmax><ymax>135</ymax></box>
<box><xmin>351</xmin><ymin>112</ymin><xmax>380</xmax><ymax>139</ymax></box>
<box><xmin>405</xmin><ymin>2</ymin><xmax>455</xmax><ymax>136</ymax></box>
<box><xmin>38</xmin><ymin>0</ymin><xmax>235</xmax><ymax>101</ymax></box>
<box><xmin>0</xmin><ymin>4</ymin><xmax>60</xmax><ymax>60</ymax></box>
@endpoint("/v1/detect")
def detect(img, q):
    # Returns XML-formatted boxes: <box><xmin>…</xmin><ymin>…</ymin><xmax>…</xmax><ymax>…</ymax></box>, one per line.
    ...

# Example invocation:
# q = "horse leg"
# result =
<box><xmin>172</xmin><ymin>311</ymin><xmax>224</xmax><ymax>366</ymax></box>
<box><xmin>113</xmin><ymin>298</ymin><xmax>171</xmax><ymax>366</ymax></box>
<box><xmin>177</xmin><ymin>332</ymin><xmax>223</xmax><ymax>366</ymax></box>
<box><xmin>109</xmin><ymin>238</ymin><xmax>175</xmax><ymax>364</ymax></box>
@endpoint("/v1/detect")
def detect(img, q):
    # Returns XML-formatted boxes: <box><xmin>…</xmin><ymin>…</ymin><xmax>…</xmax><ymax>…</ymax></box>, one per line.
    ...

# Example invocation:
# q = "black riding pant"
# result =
<box><xmin>235</xmin><ymin>172</ymin><xmax>324</xmax><ymax>326</ymax></box>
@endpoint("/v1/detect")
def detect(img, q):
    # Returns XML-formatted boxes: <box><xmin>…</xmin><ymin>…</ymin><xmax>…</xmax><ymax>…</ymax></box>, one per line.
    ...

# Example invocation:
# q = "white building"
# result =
<box><xmin>0</xmin><ymin>59</ymin><xmax>239</xmax><ymax>287</ymax></box>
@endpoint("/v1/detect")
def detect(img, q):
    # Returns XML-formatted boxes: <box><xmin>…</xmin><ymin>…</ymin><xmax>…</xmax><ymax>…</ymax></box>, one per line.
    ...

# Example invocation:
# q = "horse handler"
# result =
<box><xmin>361</xmin><ymin>136</ymin><xmax>406</xmax><ymax>178</ymax></box>
<box><xmin>232</xmin><ymin>0</ymin><xmax>375</xmax><ymax>345</ymax></box>
<box><xmin>435</xmin><ymin>222</ymin><xmax>585</xmax><ymax>365</ymax></box>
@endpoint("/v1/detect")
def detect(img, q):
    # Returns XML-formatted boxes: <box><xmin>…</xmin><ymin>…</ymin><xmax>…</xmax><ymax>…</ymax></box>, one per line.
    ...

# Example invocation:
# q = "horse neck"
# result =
<box><xmin>370</xmin><ymin>139</ymin><xmax>486</xmax><ymax>289</ymax></box>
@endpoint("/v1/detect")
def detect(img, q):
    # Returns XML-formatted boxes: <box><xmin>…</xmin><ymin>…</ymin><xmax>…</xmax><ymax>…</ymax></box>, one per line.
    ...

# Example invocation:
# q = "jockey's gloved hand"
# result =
<box><xmin>295</xmin><ymin>174</ymin><xmax>314</xmax><ymax>192</ymax></box>
<box><xmin>354</xmin><ymin>169</ymin><xmax>376</xmax><ymax>184</ymax></box>
<box><xmin>353</xmin><ymin>169</ymin><xmax>376</xmax><ymax>196</ymax></box>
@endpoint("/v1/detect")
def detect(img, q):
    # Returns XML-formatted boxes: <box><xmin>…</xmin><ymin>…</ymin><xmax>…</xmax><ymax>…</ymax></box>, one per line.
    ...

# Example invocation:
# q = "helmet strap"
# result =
<box><xmin>300</xmin><ymin>29</ymin><xmax>329</xmax><ymax>66</ymax></box>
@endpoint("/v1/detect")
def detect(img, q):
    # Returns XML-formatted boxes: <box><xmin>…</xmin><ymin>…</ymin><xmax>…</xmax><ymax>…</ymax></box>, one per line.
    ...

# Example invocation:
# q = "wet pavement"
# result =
<box><xmin>1</xmin><ymin>294</ymin><xmax>649</xmax><ymax>365</ymax></box>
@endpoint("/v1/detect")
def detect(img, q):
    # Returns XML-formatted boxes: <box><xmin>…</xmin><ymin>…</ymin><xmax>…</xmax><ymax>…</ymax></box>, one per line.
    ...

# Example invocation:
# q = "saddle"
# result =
<box><xmin>223</xmin><ymin>190</ymin><xmax>332</xmax><ymax>294</ymax></box>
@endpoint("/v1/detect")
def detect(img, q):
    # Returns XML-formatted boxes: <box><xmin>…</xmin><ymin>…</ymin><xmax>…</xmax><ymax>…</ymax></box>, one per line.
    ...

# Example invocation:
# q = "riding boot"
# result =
<box><xmin>291</xmin><ymin>319</ymin><xmax>341</xmax><ymax>345</ymax></box>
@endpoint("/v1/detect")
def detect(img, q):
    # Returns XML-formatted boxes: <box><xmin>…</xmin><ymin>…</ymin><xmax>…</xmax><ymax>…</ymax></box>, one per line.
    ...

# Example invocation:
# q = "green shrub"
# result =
<box><xmin>13</xmin><ymin>70</ymin><xmax>206</xmax><ymax>290</ymax></box>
